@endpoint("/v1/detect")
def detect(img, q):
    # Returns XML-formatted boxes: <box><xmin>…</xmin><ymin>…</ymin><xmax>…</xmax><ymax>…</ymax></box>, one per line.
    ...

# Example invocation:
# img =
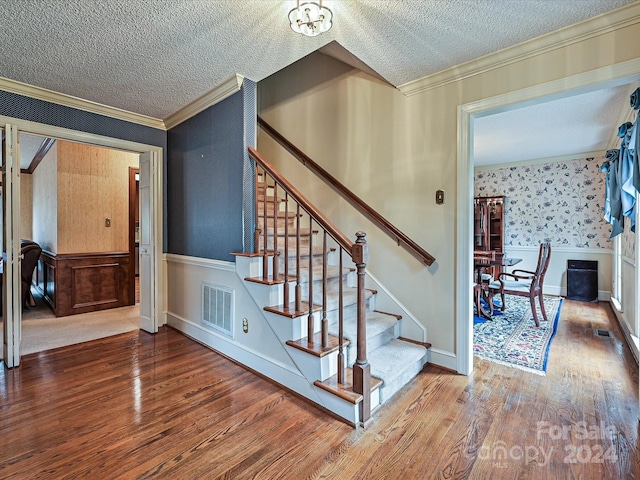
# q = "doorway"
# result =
<box><xmin>129</xmin><ymin>166</ymin><xmax>140</xmax><ymax>305</ymax></box>
<box><xmin>457</xmin><ymin>61</ymin><xmax>640</xmax><ymax>376</ymax></box>
<box><xmin>0</xmin><ymin>118</ymin><xmax>162</xmax><ymax>368</ymax></box>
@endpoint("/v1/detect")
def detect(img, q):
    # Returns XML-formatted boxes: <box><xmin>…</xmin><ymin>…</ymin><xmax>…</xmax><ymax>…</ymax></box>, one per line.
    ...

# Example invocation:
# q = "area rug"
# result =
<box><xmin>474</xmin><ymin>295</ymin><xmax>563</xmax><ymax>375</ymax></box>
<box><xmin>0</xmin><ymin>304</ymin><xmax>139</xmax><ymax>358</ymax></box>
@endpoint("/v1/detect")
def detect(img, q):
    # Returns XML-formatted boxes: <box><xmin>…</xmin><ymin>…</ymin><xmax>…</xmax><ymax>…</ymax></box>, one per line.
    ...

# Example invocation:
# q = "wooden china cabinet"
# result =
<box><xmin>473</xmin><ymin>196</ymin><xmax>504</xmax><ymax>253</ymax></box>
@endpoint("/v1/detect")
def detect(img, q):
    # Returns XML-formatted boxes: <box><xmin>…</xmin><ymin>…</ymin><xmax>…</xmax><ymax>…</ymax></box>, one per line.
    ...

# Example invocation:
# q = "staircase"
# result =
<box><xmin>233</xmin><ymin>147</ymin><xmax>429</xmax><ymax>426</ymax></box>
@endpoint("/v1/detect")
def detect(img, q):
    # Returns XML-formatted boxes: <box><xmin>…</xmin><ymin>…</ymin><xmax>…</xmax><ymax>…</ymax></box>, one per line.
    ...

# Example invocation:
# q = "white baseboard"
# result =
<box><xmin>610</xmin><ymin>301</ymin><xmax>639</xmax><ymax>365</ymax></box>
<box><xmin>428</xmin><ymin>348</ymin><xmax>457</xmax><ymax>371</ymax></box>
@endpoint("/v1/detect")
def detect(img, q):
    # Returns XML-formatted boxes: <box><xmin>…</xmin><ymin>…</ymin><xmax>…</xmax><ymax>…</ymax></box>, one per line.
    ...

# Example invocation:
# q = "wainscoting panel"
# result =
<box><xmin>72</xmin><ymin>263</ymin><xmax>120</xmax><ymax>308</ymax></box>
<box><xmin>503</xmin><ymin>246</ymin><xmax>612</xmax><ymax>301</ymax></box>
<box><xmin>39</xmin><ymin>251</ymin><xmax>131</xmax><ymax>317</ymax></box>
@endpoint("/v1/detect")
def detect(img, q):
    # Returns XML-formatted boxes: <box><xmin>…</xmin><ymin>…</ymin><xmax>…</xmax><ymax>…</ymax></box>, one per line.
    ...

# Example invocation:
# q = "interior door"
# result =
<box><xmin>2</xmin><ymin>125</ymin><xmax>22</xmax><ymax>367</ymax></box>
<box><xmin>139</xmin><ymin>151</ymin><xmax>156</xmax><ymax>333</ymax></box>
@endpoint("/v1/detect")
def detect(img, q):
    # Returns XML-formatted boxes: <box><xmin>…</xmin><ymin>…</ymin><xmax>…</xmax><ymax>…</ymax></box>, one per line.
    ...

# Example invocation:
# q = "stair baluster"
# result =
<box><xmin>283</xmin><ymin>192</ymin><xmax>290</xmax><ymax>307</ymax></box>
<box><xmin>272</xmin><ymin>182</ymin><xmax>280</xmax><ymax>281</ymax></box>
<box><xmin>254</xmin><ymin>172</ymin><xmax>260</xmax><ymax>254</ymax></box>
<box><xmin>307</xmin><ymin>216</ymin><xmax>314</xmax><ymax>345</ymax></box>
<box><xmin>295</xmin><ymin>203</ymin><xmax>302</xmax><ymax>313</ymax></box>
<box><xmin>262</xmin><ymin>175</ymin><xmax>268</xmax><ymax>281</ymax></box>
<box><xmin>337</xmin><ymin>249</ymin><xmax>345</xmax><ymax>384</ymax></box>
<box><xmin>321</xmin><ymin>230</ymin><xmax>328</xmax><ymax>348</ymax></box>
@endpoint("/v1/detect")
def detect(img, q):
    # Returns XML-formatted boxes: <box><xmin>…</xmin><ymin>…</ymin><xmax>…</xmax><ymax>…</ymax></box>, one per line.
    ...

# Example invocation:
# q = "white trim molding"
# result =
<box><xmin>475</xmin><ymin>150</ymin><xmax>606</xmax><ymax>171</ymax></box>
<box><xmin>164</xmin><ymin>74</ymin><xmax>245</xmax><ymax>129</ymax></box>
<box><xmin>0</xmin><ymin>72</ymin><xmax>246</xmax><ymax>131</ymax></box>
<box><xmin>0</xmin><ymin>76</ymin><xmax>165</xmax><ymax>130</ymax></box>
<box><xmin>165</xmin><ymin>253</ymin><xmax>235</xmax><ymax>272</ymax></box>
<box><xmin>399</xmin><ymin>2</ymin><xmax>640</xmax><ymax>96</ymax></box>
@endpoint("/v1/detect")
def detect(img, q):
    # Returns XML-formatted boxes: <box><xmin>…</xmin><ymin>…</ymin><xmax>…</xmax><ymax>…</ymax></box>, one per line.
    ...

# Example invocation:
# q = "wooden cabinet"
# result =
<box><xmin>474</xmin><ymin>196</ymin><xmax>504</xmax><ymax>252</ymax></box>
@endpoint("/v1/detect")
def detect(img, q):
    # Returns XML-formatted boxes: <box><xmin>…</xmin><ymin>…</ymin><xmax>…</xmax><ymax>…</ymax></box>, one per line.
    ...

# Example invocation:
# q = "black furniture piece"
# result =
<box><xmin>567</xmin><ymin>260</ymin><xmax>598</xmax><ymax>302</ymax></box>
<box><xmin>21</xmin><ymin>241</ymin><xmax>42</xmax><ymax>309</ymax></box>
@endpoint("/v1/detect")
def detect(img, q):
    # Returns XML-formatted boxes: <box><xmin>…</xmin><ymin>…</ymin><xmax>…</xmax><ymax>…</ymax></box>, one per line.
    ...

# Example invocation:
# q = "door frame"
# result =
<box><xmin>129</xmin><ymin>166</ymin><xmax>140</xmax><ymax>305</ymax></box>
<box><xmin>2</xmin><ymin>124</ymin><xmax>22</xmax><ymax>368</ymax></box>
<box><xmin>456</xmin><ymin>58</ymin><xmax>640</xmax><ymax>376</ymax></box>
<box><xmin>0</xmin><ymin>116</ymin><xmax>165</xmax><ymax>345</ymax></box>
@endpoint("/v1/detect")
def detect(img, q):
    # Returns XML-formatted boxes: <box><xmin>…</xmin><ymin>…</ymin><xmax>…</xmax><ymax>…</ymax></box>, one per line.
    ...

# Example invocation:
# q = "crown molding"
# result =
<box><xmin>0</xmin><ymin>76</ymin><xmax>165</xmax><ymax>130</ymax></box>
<box><xmin>474</xmin><ymin>150</ymin><xmax>606</xmax><ymax>171</ymax></box>
<box><xmin>399</xmin><ymin>2</ymin><xmax>640</xmax><ymax>96</ymax></box>
<box><xmin>163</xmin><ymin>74</ymin><xmax>245</xmax><ymax>130</ymax></box>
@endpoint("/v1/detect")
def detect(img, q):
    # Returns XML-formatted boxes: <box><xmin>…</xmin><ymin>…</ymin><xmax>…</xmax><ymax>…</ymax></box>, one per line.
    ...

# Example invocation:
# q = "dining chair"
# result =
<box><xmin>487</xmin><ymin>243</ymin><xmax>551</xmax><ymax>327</ymax></box>
<box><xmin>474</xmin><ymin>250</ymin><xmax>503</xmax><ymax>284</ymax></box>
<box><xmin>21</xmin><ymin>242</ymin><xmax>42</xmax><ymax>309</ymax></box>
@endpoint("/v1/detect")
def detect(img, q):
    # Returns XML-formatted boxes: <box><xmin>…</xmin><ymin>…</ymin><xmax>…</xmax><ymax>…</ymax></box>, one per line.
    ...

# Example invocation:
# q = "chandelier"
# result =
<box><xmin>288</xmin><ymin>1</ymin><xmax>333</xmax><ymax>37</ymax></box>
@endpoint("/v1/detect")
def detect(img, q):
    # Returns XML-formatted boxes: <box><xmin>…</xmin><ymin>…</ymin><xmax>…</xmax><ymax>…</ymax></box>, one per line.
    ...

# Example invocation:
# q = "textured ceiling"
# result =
<box><xmin>0</xmin><ymin>0</ymin><xmax>633</xmax><ymax>120</ymax></box>
<box><xmin>0</xmin><ymin>0</ymin><xmax>637</xmax><ymax>167</ymax></box>
<box><xmin>474</xmin><ymin>84</ymin><xmax>637</xmax><ymax>166</ymax></box>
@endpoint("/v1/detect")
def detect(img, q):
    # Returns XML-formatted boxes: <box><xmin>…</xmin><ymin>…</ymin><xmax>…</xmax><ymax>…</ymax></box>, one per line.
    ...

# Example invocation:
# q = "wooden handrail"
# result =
<box><xmin>257</xmin><ymin>116</ymin><xmax>436</xmax><ymax>267</ymax></box>
<box><xmin>249</xmin><ymin>146</ymin><xmax>353</xmax><ymax>254</ymax></box>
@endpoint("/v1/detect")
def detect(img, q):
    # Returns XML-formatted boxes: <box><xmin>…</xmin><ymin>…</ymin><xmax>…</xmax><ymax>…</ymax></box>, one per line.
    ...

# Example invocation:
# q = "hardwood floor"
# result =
<box><xmin>0</xmin><ymin>299</ymin><xmax>638</xmax><ymax>479</ymax></box>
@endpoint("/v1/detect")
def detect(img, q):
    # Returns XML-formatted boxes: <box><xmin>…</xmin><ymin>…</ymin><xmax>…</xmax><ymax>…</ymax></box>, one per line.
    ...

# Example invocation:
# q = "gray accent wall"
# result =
<box><xmin>0</xmin><ymin>90</ymin><xmax>166</xmax><ymax>147</ymax></box>
<box><xmin>167</xmin><ymin>88</ymin><xmax>246</xmax><ymax>261</ymax></box>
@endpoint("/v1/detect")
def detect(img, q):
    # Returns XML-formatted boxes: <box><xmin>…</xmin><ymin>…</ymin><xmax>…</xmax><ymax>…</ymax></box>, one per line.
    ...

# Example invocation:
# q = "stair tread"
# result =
<box><xmin>263</xmin><ymin>301</ymin><xmax>322</xmax><ymax>318</ymax></box>
<box><xmin>328</xmin><ymin>311</ymin><xmax>398</xmax><ymax>343</ymax></box>
<box><xmin>286</xmin><ymin>332</ymin><xmax>347</xmax><ymax>357</ymax></box>
<box><xmin>313</xmin><ymin>367</ymin><xmax>383</xmax><ymax>405</ymax></box>
<box><xmin>244</xmin><ymin>275</ymin><xmax>297</xmax><ymax>285</ymax></box>
<box><xmin>367</xmin><ymin>339</ymin><xmax>427</xmax><ymax>385</ymax></box>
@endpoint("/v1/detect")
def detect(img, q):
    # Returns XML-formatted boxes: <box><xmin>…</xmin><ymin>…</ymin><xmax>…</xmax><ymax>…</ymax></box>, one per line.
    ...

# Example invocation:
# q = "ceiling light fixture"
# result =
<box><xmin>288</xmin><ymin>1</ymin><xmax>333</xmax><ymax>37</ymax></box>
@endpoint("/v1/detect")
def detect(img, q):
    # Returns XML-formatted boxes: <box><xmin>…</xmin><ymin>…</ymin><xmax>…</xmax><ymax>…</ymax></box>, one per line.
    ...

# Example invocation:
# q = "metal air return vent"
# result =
<box><xmin>202</xmin><ymin>283</ymin><xmax>234</xmax><ymax>337</ymax></box>
<box><xmin>594</xmin><ymin>329</ymin><xmax>612</xmax><ymax>338</ymax></box>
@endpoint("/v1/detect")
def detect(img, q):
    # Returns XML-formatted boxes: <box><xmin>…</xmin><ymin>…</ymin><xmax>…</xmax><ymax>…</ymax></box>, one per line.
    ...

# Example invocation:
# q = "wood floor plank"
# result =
<box><xmin>1</xmin><ymin>299</ymin><xmax>639</xmax><ymax>479</ymax></box>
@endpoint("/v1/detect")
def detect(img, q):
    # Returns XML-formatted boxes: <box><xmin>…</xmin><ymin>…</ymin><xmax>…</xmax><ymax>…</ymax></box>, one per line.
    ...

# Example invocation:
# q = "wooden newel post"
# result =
<box><xmin>351</xmin><ymin>231</ymin><xmax>371</xmax><ymax>425</ymax></box>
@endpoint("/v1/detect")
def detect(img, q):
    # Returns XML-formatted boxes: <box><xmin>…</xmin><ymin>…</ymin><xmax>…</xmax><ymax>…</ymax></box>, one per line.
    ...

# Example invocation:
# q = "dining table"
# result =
<box><xmin>474</xmin><ymin>255</ymin><xmax>522</xmax><ymax>319</ymax></box>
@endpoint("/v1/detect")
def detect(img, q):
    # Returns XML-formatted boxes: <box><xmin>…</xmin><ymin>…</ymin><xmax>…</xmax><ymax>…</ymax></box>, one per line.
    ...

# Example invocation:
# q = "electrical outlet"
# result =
<box><xmin>242</xmin><ymin>318</ymin><xmax>249</xmax><ymax>333</ymax></box>
<box><xmin>105</xmin><ymin>218</ymin><xmax>111</xmax><ymax>227</ymax></box>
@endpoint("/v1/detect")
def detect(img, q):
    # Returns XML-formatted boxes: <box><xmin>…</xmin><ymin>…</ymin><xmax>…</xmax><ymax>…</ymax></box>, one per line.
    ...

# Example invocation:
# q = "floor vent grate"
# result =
<box><xmin>594</xmin><ymin>329</ymin><xmax>612</xmax><ymax>338</ymax></box>
<box><xmin>202</xmin><ymin>283</ymin><xmax>234</xmax><ymax>337</ymax></box>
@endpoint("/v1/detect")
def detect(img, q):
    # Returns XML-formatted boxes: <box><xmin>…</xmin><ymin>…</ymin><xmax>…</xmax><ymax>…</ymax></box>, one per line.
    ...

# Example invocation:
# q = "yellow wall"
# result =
<box><xmin>32</xmin><ymin>143</ymin><xmax>57</xmax><ymax>252</ymax></box>
<box><xmin>56</xmin><ymin>141</ymin><xmax>139</xmax><ymax>254</ymax></box>
<box><xmin>258</xmin><ymin>18</ymin><xmax>640</xmax><ymax>355</ymax></box>
<box><xmin>20</xmin><ymin>173</ymin><xmax>32</xmax><ymax>241</ymax></box>
<box><xmin>30</xmin><ymin>140</ymin><xmax>138</xmax><ymax>254</ymax></box>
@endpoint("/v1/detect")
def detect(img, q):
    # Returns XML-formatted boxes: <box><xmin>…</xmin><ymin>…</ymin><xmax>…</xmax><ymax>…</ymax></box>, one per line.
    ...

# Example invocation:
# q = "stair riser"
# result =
<box><xmin>260</xmin><ymin>235</ymin><xmax>312</xmax><ymax>249</ymax></box>
<box><xmin>341</xmin><ymin>326</ymin><xmax>398</xmax><ymax>366</ymax></box>
<box><xmin>321</xmin><ymin>298</ymin><xmax>373</xmax><ymax>324</ymax></box>
<box><xmin>300</xmin><ymin>276</ymin><xmax>353</xmax><ymax>300</ymax></box>
<box><xmin>257</xmin><ymin>217</ymin><xmax>297</xmax><ymax>230</ymax></box>
<box><xmin>277</xmin><ymin>255</ymin><xmax>325</xmax><ymax>270</ymax></box>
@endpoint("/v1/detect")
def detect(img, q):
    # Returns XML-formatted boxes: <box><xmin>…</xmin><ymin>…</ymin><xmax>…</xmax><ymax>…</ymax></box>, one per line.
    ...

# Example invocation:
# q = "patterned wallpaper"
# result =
<box><xmin>622</xmin><ymin>216</ymin><xmax>635</xmax><ymax>260</ymax></box>
<box><xmin>474</xmin><ymin>157</ymin><xmax>612</xmax><ymax>248</ymax></box>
